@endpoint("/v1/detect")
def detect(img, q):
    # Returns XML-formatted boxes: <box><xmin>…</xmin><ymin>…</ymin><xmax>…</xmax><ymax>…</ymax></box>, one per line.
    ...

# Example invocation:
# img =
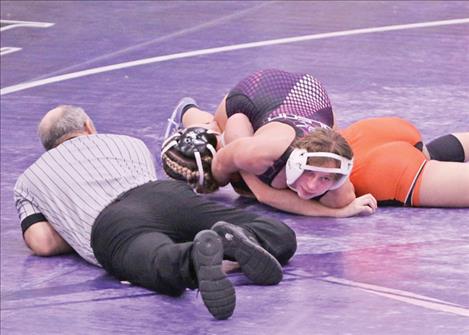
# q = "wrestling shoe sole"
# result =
<box><xmin>193</xmin><ymin>230</ymin><xmax>236</xmax><ymax>320</ymax></box>
<box><xmin>212</xmin><ymin>221</ymin><xmax>283</xmax><ymax>285</ymax></box>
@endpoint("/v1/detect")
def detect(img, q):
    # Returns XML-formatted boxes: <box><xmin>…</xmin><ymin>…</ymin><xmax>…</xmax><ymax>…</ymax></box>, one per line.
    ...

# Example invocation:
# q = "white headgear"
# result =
<box><xmin>286</xmin><ymin>148</ymin><xmax>353</xmax><ymax>195</ymax></box>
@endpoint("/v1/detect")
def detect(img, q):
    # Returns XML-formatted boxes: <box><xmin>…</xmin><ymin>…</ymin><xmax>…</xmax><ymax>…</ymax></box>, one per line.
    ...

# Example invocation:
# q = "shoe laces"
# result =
<box><xmin>224</xmin><ymin>233</ymin><xmax>234</xmax><ymax>241</ymax></box>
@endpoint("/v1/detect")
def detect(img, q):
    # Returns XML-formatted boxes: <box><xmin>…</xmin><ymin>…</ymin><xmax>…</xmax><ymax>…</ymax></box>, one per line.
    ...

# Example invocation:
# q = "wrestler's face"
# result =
<box><xmin>291</xmin><ymin>163</ymin><xmax>337</xmax><ymax>199</ymax></box>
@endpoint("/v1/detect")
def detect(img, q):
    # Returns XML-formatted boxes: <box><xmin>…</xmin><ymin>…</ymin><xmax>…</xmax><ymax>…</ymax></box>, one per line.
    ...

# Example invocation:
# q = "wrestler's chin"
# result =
<box><xmin>296</xmin><ymin>191</ymin><xmax>318</xmax><ymax>200</ymax></box>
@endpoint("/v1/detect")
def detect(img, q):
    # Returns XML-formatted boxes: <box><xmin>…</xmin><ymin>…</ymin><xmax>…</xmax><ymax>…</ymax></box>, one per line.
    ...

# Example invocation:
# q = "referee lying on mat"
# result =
<box><xmin>13</xmin><ymin>105</ymin><xmax>297</xmax><ymax>320</ymax></box>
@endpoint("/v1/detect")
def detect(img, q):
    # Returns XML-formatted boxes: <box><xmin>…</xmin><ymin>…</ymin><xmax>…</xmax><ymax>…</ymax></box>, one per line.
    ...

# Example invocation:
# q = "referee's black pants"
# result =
<box><xmin>91</xmin><ymin>180</ymin><xmax>297</xmax><ymax>296</ymax></box>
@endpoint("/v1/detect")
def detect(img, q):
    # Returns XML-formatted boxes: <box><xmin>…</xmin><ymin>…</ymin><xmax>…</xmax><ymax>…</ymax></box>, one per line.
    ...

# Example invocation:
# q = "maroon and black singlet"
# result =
<box><xmin>225</xmin><ymin>69</ymin><xmax>334</xmax><ymax>184</ymax></box>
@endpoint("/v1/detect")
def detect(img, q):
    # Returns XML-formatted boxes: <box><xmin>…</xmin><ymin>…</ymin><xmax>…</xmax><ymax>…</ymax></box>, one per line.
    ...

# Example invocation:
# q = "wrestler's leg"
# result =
<box><xmin>422</xmin><ymin>132</ymin><xmax>468</xmax><ymax>162</ymax></box>
<box><xmin>182</xmin><ymin>106</ymin><xmax>220</xmax><ymax>132</ymax></box>
<box><xmin>213</xmin><ymin>95</ymin><xmax>229</xmax><ymax>130</ymax></box>
<box><xmin>178</xmin><ymin>96</ymin><xmax>237</xmax><ymax>152</ymax></box>
<box><xmin>417</xmin><ymin>160</ymin><xmax>469</xmax><ymax>207</ymax></box>
<box><xmin>453</xmin><ymin>133</ymin><xmax>469</xmax><ymax>161</ymax></box>
<box><xmin>222</xmin><ymin>113</ymin><xmax>254</xmax><ymax>144</ymax></box>
<box><xmin>181</xmin><ymin>95</ymin><xmax>229</xmax><ymax>133</ymax></box>
<box><xmin>331</xmin><ymin>111</ymin><xmax>337</xmax><ymax>129</ymax></box>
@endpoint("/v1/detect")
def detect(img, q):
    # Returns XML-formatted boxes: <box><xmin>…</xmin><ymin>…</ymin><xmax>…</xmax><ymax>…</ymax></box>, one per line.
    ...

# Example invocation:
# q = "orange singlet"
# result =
<box><xmin>340</xmin><ymin>117</ymin><xmax>427</xmax><ymax>206</ymax></box>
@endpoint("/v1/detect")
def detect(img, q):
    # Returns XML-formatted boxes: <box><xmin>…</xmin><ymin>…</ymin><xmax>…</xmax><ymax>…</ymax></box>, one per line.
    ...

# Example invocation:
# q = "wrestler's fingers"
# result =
<box><xmin>360</xmin><ymin>205</ymin><xmax>375</xmax><ymax>216</ymax></box>
<box><xmin>358</xmin><ymin>193</ymin><xmax>378</xmax><ymax>210</ymax></box>
<box><xmin>366</xmin><ymin>193</ymin><xmax>378</xmax><ymax>210</ymax></box>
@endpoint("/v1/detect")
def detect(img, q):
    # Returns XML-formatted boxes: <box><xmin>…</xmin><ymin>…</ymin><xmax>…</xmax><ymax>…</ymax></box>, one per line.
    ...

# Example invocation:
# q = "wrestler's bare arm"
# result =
<box><xmin>212</xmin><ymin>123</ymin><xmax>294</xmax><ymax>185</ymax></box>
<box><xmin>319</xmin><ymin>179</ymin><xmax>356</xmax><ymax>208</ymax></box>
<box><xmin>212</xmin><ymin>137</ymin><xmax>277</xmax><ymax>185</ymax></box>
<box><xmin>240</xmin><ymin>172</ymin><xmax>377</xmax><ymax>217</ymax></box>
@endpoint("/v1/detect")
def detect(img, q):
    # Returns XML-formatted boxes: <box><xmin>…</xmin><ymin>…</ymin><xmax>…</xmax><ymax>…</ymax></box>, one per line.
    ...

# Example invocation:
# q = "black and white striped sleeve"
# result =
<box><xmin>14</xmin><ymin>177</ymin><xmax>46</xmax><ymax>234</ymax></box>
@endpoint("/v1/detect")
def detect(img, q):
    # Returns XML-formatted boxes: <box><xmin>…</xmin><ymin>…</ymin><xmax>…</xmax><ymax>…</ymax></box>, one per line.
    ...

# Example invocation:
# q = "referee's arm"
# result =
<box><xmin>23</xmin><ymin>220</ymin><xmax>73</xmax><ymax>256</ymax></box>
<box><xmin>15</xmin><ymin>181</ymin><xmax>74</xmax><ymax>256</ymax></box>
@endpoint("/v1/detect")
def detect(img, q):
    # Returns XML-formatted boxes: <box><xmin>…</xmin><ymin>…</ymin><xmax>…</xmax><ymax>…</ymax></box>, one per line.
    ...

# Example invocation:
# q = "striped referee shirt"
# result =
<box><xmin>14</xmin><ymin>134</ymin><xmax>157</xmax><ymax>266</ymax></box>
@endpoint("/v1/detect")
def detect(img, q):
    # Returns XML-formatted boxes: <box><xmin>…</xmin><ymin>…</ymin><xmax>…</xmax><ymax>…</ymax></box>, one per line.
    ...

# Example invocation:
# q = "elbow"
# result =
<box><xmin>31</xmin><ymin>243</ymin><xmax>57</xmax><ymax>257</ymax></box>
<box><xmin>27</xmin><ymin>238</ymin><xmax>57</xmax><ymax>256</ymax></box>
<box><xmin>246</xmin><ymin>186</ymin><xmax>266</xmax><ymax>204</ymax></box>
<box><xmin>24</xmin><ymin>224</ymin><xmax>62</xmax><ymax>256</ymax></box>
<box><xmin>244</xmin><ymin>183</ymin><xmax>265</xmax><ymax>204</ymax></box>
<box><xmin>253</xmin><ymin>192</ymin><xmax>266</xmax><ymax>205</ymax></box>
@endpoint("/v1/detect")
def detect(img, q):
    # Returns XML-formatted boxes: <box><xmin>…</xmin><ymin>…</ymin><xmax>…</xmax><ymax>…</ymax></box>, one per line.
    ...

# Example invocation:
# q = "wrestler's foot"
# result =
<box><xmin>192</xmin><ymin>230</ymin><xmax>236</xmax><ymax>320</ymax></box>
<box><xmin>212</xmin><ymin>221</ymin><xmax>283</xmax><ymax>285</ymax></box>
<box><xmin>164</xmin><ymin>97</ymin><xmax>199</xmax><ymax>140</ymax></box>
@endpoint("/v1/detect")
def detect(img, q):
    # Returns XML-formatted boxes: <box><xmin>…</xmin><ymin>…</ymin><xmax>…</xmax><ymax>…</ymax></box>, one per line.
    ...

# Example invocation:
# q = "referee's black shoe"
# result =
<box><xmin>211</xmin><ymin>221</ymin><xmax>283</xmax><ymax>285</ymax></box>
<box><xmin>192</xmin><ymin>230</ymin><xmax>236</xmax><ymax>320</ymax></box>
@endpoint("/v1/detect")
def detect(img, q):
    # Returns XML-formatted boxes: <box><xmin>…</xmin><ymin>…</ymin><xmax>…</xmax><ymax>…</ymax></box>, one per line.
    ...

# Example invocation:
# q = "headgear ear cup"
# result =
<box><xmin>160</xmin><ymin>127</ymin><xmax>220</xmax><ymax>193</ymax></box>
<box><xmin>286</xmin><ymin>149</ymin><xmax>308</xmax><ymax>186</ymax></box>
<box><xmin>177</xmin><ymin>127</ymin><xmax>218</xmax><ymax>158</ymax></box>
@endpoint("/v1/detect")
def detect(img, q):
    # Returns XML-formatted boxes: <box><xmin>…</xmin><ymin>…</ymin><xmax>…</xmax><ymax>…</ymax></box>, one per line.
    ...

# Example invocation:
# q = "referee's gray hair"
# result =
<box><xmin>39</xmin><ymin>105</ymin><xmax>93</xmax><ymax>150</ymax></box>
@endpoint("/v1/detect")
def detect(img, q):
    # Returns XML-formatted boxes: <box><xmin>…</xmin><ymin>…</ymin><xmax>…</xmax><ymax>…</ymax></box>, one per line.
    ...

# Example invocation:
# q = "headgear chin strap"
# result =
<box><xmin>286</xmin><ymin>148</ymin><xmax>354</xmax><ymax>194</ymax></box>
<box><xmin>161</xmin><ymin>127</ymin><xmax>218</xmax><ymax>188</ymax></box>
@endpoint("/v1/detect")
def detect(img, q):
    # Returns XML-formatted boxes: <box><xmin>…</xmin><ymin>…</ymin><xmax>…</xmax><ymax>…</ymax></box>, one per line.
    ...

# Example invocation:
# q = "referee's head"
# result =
<box><xmin>38</xmin><ymin>105</ymin><xmax>96</xmax><ymax>150</ymax></box>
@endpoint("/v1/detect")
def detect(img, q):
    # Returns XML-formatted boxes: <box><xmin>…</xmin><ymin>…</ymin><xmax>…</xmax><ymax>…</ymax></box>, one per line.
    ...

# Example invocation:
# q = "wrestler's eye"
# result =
<box><xmin>320</xmin><ymin>176</ymin><xmax>331</xmax><ymax>182</ymax></box>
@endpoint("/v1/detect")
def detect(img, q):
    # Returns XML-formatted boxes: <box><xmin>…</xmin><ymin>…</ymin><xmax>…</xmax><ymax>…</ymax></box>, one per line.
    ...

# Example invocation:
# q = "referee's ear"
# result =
<box><xmin>84</xmin><ymin>119</ymin><xmax>97</xmax><ymax>134</ymax></box>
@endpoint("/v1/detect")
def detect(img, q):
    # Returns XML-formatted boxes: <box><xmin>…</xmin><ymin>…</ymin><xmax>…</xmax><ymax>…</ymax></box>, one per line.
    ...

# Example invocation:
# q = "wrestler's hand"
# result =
<box><xmin>341</xmin><ymin>193</ymin><xmax>378</xmax><ymax>217</ymax></box>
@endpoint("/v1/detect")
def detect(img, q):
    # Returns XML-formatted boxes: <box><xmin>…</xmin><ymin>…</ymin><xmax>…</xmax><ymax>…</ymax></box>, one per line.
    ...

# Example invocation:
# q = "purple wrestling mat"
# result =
<box><xmin>1</xmin><ymin>1</ymin><xmax>468</xmax><ymax>334</ymax></box>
